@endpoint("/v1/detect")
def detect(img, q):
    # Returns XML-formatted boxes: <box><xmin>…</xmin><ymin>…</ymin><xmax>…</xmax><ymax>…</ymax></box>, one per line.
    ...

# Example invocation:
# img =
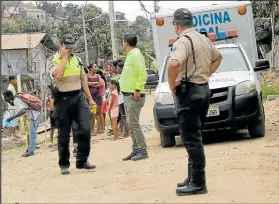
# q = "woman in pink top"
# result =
<box><xmin>96</xmin><ymin>70</ymin><xmax>106</xmax><ymax>134</ymax></box>
<box><xmin>108</xmin><ymin>79</ymin><xmax>119</xmax><ymax>140</ymax></box>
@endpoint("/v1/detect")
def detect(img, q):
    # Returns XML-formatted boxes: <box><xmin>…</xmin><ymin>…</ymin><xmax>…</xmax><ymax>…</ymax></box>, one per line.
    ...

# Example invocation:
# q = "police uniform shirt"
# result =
<box><xmin>48</xmin><ymin>52</ymin><xmax>85</xmax><ymax>92</ymax></box>
<box><xmin>170</xmin><ymin>28</ymin><xmax>221</xmax><ymax>84</ymax></box>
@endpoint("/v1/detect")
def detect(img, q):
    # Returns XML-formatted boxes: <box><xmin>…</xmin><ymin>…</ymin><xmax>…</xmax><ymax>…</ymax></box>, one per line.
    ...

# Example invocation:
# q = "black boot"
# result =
<box><xmin>60</xmin><ymin>166</ymin><xmax>70</xmax><ymax>175</ymax></box>
<box><xmin>76</xmin><ymin>161</ymin><xmax>96</xmax><ymax>170</ymax></box>
<box><xmin>176</xmin><ymin>170</ymin><xmax>207</xmax><ymax>196</ymax></box>
<box><xmin>122</xmin><ymin>150</ymin><xmax>138</xmax><ymax>161</ymax></box>
<box><xmin>177</xmin><ymin>157</ymin><xmax>192</xmax><ymax>187</ymax></box>
<box><xmin>176</xmin><ymin>183</ymin><xmax>207</xmax><ymax>196</ymax></box>
<box><xmin>131</xmin><ymin>149</ymin><xmax>148</xmax><ymax>161</ymax></box>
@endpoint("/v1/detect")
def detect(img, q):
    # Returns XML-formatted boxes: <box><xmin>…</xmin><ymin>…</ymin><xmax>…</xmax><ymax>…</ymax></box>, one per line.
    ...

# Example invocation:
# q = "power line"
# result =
<box><xmin>4</xmin><ymin>1</ymin><xmax>21</xmax><ymax>23</ymax></box>
<box><xmin>139</xmin><ymin>1</ymin><xmax>151</xmax><ymax>19</ymax></box>
<box><xmin>139</xmin><ymin>0</ymin><xmax>152</xmax><ymax>14</ymax></box>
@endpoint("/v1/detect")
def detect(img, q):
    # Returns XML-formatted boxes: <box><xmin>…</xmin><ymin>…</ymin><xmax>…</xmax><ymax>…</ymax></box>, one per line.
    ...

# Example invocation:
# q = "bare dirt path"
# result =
<box><xmin>2</xmin><ymin>95</ymin><xmax>278</xmax><ymax>203</ymax></box>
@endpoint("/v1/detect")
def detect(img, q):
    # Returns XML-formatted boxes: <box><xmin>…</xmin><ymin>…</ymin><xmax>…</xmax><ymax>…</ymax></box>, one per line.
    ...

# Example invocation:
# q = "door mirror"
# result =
<box><xmin>254</xmin><ymin>59</ymin><xmax>270</xmax><ymax>72</ymax></box>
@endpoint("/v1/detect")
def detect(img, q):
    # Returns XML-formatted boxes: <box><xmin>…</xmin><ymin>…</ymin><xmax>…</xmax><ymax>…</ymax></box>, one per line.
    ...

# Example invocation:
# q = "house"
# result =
<box><xmin>2</xmin><ymin>1</ymin><xmax>24</xmax><ymax>22</ymax></box>
<box><xmin>1</xmin><ymin>33</ymin><xmax>56</xmax><ymax>93</ymax></box>
<box><xmin>46</xmin><ymin>14</ymin><xmax>67</xmax><ymax>28</ymax></box>
<box><xmin>22</xmin><ymin>8</ymin><xmax>47</xmax><ymax>24</ymax></box>
<box><xmin>115</xmin><ymin>11</ymin><xmax>128</xmax><ymax>29</ymax></box>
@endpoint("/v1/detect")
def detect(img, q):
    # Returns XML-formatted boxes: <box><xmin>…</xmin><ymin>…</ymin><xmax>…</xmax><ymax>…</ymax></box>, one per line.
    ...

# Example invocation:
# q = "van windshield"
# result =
<box><xmin>162</xmin><ymin>47</ymin><xmax>249</xmax><ymax>82</ymax></box>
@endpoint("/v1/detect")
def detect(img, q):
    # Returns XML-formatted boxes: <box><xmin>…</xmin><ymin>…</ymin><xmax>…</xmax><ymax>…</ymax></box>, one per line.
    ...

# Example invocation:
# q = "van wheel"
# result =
<box><xmin>160</xmin><ymin>133</ymin><xmax>176</xmax><ymax>148</ymax></box>
<box><xmin>248</xmin><ymin>106</ymin><xmax>265</xmax><ymax>138</ymax></box>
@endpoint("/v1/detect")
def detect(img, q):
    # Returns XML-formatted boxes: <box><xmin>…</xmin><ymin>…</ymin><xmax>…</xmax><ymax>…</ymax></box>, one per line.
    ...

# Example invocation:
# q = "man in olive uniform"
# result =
<box><xmin>48</xmin><ymin>36</ymin><xmax>96</xmax><ymax>175</ymax></box>
<box><xmin>168</xmin><ymin>9</ymin><xmax>223</xmax><ymax>195</ymax></box>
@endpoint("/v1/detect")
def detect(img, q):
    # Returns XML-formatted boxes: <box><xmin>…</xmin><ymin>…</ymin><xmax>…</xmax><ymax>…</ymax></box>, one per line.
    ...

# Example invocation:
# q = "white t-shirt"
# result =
<box><xmin>118</xmin><ymin>92</ymin><xmax>124</xmax><ymax>105</ymax></box>
<box><xmin>14</xmin><ymin>98</ymin><xmax>40</xmax><ymax>121</ymax></box>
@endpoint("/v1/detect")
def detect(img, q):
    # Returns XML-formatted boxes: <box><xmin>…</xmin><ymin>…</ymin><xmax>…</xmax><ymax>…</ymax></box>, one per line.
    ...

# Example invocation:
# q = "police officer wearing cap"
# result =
<box><xmin>48</xmin><ymin>35</ymin><xmax>97</xmax><ymax>175</ymax></box>
<box><xmin>168</xmin><ymin>8</ymin><xmax>223</xmax><ymax>195</ymax></box>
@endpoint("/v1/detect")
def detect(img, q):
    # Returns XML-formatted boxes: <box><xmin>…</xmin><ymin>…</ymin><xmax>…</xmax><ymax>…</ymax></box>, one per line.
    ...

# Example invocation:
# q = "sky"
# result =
<box><xmin>57</xmin><ymin>1</ymin><xmax>232</xmax><ymax>21</ymax></box>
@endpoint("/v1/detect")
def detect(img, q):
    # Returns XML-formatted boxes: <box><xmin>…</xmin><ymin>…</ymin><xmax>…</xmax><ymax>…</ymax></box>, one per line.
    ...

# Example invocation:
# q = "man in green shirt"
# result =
<box><xmin>120</xmin><ymin>34</ymin><xmax>148</xmax><ymax>161</ymax></box>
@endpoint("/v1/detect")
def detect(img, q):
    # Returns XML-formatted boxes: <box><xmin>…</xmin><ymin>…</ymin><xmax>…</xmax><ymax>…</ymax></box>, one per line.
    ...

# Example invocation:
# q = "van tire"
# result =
<box><xmin>160</xmin><ymin>133</ymin><xmax>176</xmax><ymax>148</ymax></box>
<box><xmin>248</xmin><ymin>106</ymin><xmax>265</xmax><ymax>138</ymax></box>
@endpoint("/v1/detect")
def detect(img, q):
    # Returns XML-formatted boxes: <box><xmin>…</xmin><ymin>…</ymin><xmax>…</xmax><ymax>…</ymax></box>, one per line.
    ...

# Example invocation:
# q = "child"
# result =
<box><xmin>104</xmin><ymin>82</ymin><xmax>113</xmax><ymax>135</ymax></box>
<box><xmin>3</xmin><ymin>90</ymin><xmax>41</xmax><ymax>157</ymax></box>
<box><xmin>108</xmin><ymin>79</ymin><xmax>119</xmax><ymax>140</ymax></box>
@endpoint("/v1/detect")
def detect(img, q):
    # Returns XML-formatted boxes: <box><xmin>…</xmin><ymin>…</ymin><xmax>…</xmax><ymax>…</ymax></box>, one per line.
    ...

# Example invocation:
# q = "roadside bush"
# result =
<box><xmin>261</xmin><ymin>81</ymin><xmax>279</xmax><ymax>101</ymax></box>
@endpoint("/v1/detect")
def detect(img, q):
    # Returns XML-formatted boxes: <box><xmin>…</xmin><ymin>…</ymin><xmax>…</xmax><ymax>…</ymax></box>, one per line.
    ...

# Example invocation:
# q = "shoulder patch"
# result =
<box><xmin>171</xmin><ymin>45</ymin><xmax>177</xmax><ymax>52</ymax></box>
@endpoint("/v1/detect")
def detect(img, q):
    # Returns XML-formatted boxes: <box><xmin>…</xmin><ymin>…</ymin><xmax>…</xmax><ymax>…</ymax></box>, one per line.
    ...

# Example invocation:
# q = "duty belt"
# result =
<box><xmin>57</xmin><ymin>90</ymin><xmax>81</xmax><ymax>97</ymax></box>
<box><xmin>187</xmin><ymin>82</ymin><xmax>208</xmax><ymax>87</ymax></box>
<box><xmin>122</xmin><ymin>92</ymin><xmax>145</xmax><ymax>98</ymax></box>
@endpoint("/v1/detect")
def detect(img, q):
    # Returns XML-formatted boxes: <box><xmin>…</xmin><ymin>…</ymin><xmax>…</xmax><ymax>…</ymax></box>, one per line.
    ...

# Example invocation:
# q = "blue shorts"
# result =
<box><xmin>3</xmin><ymin>110</ymin><xmax>17</xmax><ymax>128</ymax></box>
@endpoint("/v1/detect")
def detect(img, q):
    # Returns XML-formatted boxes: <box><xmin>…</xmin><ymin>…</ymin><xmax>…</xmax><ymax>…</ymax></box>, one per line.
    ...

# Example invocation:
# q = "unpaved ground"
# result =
<box><xmin>2</xmin><ymin>94</ymin><xmax>279</xmax><ymax>203</ymax></box>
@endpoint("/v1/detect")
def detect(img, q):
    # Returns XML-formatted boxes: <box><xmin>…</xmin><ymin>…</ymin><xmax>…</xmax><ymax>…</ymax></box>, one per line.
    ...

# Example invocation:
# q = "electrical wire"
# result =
<box><xmin>139</xmin><ymin>0</ymin><xmax>151</xmax><ymax>18</ymax></box>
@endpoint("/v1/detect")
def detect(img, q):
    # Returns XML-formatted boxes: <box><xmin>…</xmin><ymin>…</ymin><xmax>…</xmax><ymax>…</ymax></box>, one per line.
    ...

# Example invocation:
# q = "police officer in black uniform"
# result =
<box><xmin>168</xmin><ymin>9</ymin><xmax>223</xmax><ymax>195</ymax></box>
<box><xmin>48</xmin><ymin>36</ymin><xmax>96</xmax><ymax>175</ymax></box>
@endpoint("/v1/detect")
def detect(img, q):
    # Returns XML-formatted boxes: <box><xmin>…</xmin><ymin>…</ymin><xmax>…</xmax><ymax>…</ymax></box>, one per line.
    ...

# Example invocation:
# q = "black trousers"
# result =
<box><xmin>72</xmin><ymin>120</ymin><xmax>78</xmax><ymax>144</ymax></box>
<box><xmin>175</xmin><ymin>83</ymin><xmax>210</xmax><ymax>186</ymax></box>
<box><xmin>55</xmin><ymin>91</ymin><xmax>91</xmax><ymax>168</ymax></box>
<box><xmin>50</xmin><ymin>111</ymin><xmax>78</xmax><ymax>145</ymax></box>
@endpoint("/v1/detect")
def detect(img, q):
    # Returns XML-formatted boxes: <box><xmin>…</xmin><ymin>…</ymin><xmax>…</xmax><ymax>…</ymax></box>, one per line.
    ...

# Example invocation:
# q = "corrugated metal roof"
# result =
<box><xmin>23</xmin><ymin>8</ymin><xmax>46</xmax><ymax>12</ymax></box>
<box><xmin>1</xmin><ymin>33</ymin><xmax>46</xmax><ymax>50</ymax></box>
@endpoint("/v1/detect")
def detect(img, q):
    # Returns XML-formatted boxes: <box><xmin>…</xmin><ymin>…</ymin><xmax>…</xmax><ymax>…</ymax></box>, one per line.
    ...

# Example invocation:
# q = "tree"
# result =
<box><xmin>63</xmin><ymin>3</ymin><xmax>82</xmax><ymax>26</ymax></box>
<box><xmin>56</xmin><ymin>4</ymin><xmax>112</xmax><ymax>61</ymax></box>
<box><xmin>2</xmin><ymin>17</ymin><xmax>45</xmax><ymax>34</ymax></box>
<box><xmin>251</xmin><ymin>1</ymin><xmax>279</xmax><ymax>66</ymax></box>
<box><xmin>81</xmin><ymin>5</ymin><xmax>112</xmax><ymax>60</ymax></box>
<box><xmin>130</xmin><ymin>15</ymin><xmax>152</xmax><ymax>41</ymax></box>
<box><xmin>251</xmin><ymin>1</ymin><xmax>279</xmax><ymax>45</ymax></box>
<box><xmin>37</xmin><ymin>1</ymin><xmax>63</xmax><ymax>17</ymax></box>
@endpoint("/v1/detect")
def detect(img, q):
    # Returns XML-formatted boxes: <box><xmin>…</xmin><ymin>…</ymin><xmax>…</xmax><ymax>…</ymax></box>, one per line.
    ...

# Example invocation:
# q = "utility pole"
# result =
<box><xmin>82</xmin><ymin>4</ymin><xmax>89</xmax><ymax>66</ymax></box>
<box><xmin>108</xmin><ymin>1</ymin><xmax>118</xmax><ymax>60</ymax></box>
<box><xmin>154</xmin><ymin>0</ymin><xmax>160</xmax><ymax>13</ymax></box>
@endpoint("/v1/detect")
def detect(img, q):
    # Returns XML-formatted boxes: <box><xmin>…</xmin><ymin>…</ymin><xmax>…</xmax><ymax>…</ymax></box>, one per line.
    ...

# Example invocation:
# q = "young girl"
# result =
<box><xmin>108</xmin><ymin>79</ymin><xmax>119</xmax><ymax>140</ymax></box>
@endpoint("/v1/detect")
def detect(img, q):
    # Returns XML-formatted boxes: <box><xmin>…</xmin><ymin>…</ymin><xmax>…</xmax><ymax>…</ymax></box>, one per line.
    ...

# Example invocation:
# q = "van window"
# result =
<box><xmin>216</xmin><ymin>47</ymin><xmax>249</xmax><ymax>73</ymax></box>
<box><xmin>162</xmin><ymin>54</ymin><xmax>171</xmax><ymax>82</ymax></box>
<box><xmin>162</xmin><ymin>47</ymin><xmax>249</xmax><ymax>82</ymax></box>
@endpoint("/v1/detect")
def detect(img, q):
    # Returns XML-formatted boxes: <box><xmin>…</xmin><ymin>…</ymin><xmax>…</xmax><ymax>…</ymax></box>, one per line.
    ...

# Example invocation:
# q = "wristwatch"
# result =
<box><xmin>135</xmin><ymin>89</ymin><xmax>140</xmax><ymax>92</ymax></box>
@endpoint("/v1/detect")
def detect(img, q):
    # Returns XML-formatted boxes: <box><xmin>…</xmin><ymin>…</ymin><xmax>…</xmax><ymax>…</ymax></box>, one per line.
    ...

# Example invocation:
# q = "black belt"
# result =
<box><xmin>122</xmin><ymin>92</ymin><xmax>145</xmax><ymax>98</ymax></box>
<box><xmin>187</xmin><ymin>82</ymin><xmax>208</xmax><ymax>87</ymax></box>
<box><xmin>57</xmin><ymin>90</ymin><xmax>81</xmax><ymax>97</ymax></box>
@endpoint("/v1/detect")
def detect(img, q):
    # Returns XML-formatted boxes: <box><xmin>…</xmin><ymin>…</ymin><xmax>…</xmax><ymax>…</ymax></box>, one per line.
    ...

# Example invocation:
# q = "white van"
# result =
<box><xmin>151</xmin><ymin>1</ymin><xmax>270</xmax><ymax>147</ymax></box>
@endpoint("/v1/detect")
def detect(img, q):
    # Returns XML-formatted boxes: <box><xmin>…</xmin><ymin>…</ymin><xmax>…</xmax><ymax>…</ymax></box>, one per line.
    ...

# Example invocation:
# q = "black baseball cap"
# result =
<box><xmin>173</xmin><ymin>8</ymin><xmax>193</xmax><ymax>26</ymax></box>
<box><xmin>60</xmin><ymin>35</ymin><xmax>75</xmax><ymax>49</ymax></box>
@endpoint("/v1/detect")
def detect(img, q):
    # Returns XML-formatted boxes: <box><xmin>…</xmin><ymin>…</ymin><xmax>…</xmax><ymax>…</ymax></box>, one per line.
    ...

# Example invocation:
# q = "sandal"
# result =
<box><xmin>22</xmin><ymin>152</ymin><xmax>34</xmax><ymax>157</ymax></box>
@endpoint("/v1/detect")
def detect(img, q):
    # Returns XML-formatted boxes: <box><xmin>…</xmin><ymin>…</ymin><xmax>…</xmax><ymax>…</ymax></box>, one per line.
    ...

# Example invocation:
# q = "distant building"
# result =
<box><xmin>115</xmin><ymin>11</ymin><xmax>128</xmax><ymax>29</ymax></box>
<box><xmin>1</xmin><ymin>33</ymin><xmax>56</xmax><ymax>92</ymax></box>
<box><xmin>46</xmin><ymin>14</ymin><xmax>67</xmax><ymax>28</ymax></box>
<box><xmin>2</xmin><ymin>1</ymin><xmax>23</xmax><ymax>22</ymax></box>
<box><xmin>22</xmin><ymin>8</ymin><xmax>47</xmax><ymax>24</ymax></box>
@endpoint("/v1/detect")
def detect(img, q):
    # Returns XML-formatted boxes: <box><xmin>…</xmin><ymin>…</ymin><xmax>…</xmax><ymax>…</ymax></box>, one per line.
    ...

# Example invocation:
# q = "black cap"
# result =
<box><xmin>60</xmin><ymin>35</ymin><xmax>75</xmax><ymax>49</ymax></box>
<box><xmin>173</xmin><ymin>8</ymin><xmax>193</xmax><ymax>26</ymax></box>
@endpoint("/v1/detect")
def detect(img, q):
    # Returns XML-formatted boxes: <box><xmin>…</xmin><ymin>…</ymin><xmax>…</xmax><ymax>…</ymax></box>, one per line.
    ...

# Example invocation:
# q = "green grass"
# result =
<box><xmin>261</xmin><ymin>81</ymin><xmax>279</xmax><ymax>101</ymax></box>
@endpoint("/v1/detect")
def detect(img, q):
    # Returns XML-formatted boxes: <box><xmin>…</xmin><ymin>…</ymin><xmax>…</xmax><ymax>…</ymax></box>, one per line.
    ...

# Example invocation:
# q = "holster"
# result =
<box><xmin>48</xmin><ymin>85</ymin><xmax>58</xmax><ymax>100</ymax></box>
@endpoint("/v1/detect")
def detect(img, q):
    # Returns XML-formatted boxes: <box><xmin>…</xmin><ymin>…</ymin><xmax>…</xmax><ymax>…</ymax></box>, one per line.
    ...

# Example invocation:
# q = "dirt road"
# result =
<box><xmin>2</xmin><ymin>94</ymin><xmax>279</xmax><ymax>203</ymax></box>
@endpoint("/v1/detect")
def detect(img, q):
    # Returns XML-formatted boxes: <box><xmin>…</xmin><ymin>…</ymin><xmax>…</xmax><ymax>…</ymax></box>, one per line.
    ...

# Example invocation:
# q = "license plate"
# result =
<box><xmin>206</xmin><ymin>105</ymin><xmax>220</xmax><ymax>117</ymax></box>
